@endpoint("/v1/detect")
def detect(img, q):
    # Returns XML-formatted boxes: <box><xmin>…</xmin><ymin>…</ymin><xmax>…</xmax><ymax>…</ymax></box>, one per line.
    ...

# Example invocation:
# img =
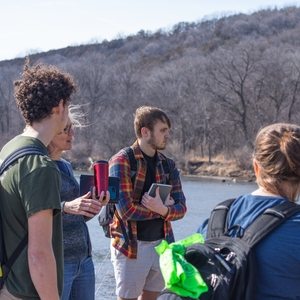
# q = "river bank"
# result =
<box><xmin>180</xmin><ymin>160</ymin><xmax>255</xmax><ymax>183</ymax></box>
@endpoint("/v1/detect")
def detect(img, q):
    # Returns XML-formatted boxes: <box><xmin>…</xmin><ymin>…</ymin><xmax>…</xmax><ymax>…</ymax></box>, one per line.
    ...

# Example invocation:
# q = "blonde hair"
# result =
<box><xmin>254</xmin><ymin>123</ymin><xmax>300</xmax><ymax>202</ymax></box>
<box><xmin>68</xmin><ymin>104</ymin><xmax>87</xmax><ymax>128</ymax></box>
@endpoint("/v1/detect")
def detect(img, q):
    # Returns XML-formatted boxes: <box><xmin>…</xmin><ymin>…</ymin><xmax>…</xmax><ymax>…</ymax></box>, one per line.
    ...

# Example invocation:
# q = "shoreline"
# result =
<box><xmin>182</xmin><ymin>174</ymin><xmax>256</xmax><ymax>183</ymax></box>
<box><xmin>181</xmin><ymin>159</ymin><xmax>255</xmax><ymax>183</ymax></box>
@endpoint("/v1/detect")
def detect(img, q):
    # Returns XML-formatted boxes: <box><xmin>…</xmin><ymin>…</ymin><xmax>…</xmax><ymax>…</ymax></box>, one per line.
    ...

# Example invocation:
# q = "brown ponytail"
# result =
<box><xmin>253</xmin><ymin>123</ymin><xmax>300</xmax><ymax>202</ymax></box>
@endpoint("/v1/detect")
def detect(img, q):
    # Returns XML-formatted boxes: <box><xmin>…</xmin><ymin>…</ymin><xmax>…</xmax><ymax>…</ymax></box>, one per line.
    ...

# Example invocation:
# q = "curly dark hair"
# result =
<box><xmin>14</xmin><ymin>58</ymin><xmax>77</xmax><ymax>124</ymax></box>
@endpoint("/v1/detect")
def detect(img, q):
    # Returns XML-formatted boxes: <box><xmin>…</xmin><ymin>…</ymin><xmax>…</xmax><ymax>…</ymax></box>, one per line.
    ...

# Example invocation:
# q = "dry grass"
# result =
<box><xmin>167</xmin><ymin>143</ymin><xmax>255</xmax><ymax>180</ymax></box>
<box><xmin>179</xmin><ymin>153</ymin><xmax>254</xmax><ymax>180</ymax></box>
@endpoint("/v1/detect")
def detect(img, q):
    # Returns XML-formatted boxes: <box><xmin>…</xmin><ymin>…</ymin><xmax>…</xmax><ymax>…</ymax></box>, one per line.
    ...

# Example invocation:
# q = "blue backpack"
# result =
<box><xmin>0</xmin><ymin>146</ymin><xmax>46</xmax><ymax>288</ymax></box>
<box><xmin>157</xmin><ymin>198</ymin><xmax>300</xmax><ymax>300</ymax></box>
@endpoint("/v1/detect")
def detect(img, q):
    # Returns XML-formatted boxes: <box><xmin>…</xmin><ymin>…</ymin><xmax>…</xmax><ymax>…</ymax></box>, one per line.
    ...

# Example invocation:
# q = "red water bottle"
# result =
<box><xmin>93</xmin><ymin>160</ymin><xmax>108</xmax><ymax>198</ymax></box>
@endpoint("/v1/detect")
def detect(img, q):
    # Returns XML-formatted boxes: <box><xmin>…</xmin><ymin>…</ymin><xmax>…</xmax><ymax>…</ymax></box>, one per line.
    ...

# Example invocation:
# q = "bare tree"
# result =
<box><xmin>204</xmin><ymin>41</ymin><xmax>265</xmax><ymax>148</ymax></box>
<box><xmin>0</xmin><ymin>65</ymin><xmax>23</xmax><ymax>146</ymax></box>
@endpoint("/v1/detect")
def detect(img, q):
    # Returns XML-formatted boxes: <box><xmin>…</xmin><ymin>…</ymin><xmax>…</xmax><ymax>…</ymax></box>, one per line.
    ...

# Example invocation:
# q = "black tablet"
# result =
<box><xmin>148</xmin><ymin>183</ymin><xmax>172</xmax><ymax>203</ymax></box>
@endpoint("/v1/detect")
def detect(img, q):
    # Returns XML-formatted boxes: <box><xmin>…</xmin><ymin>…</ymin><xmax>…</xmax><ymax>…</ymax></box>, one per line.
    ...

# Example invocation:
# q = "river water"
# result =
<box><xmin>82</xmin><ymin>175</ymin><xmax>257</xmax><ymax>299</ymax></box>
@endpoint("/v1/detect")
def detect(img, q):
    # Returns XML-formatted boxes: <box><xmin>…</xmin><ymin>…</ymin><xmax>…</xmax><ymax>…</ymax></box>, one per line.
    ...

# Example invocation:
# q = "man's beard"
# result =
<box><xmin>147</xmin><ymin>133</ymin><xmax>166</xmax><ymax>150</ymax></box>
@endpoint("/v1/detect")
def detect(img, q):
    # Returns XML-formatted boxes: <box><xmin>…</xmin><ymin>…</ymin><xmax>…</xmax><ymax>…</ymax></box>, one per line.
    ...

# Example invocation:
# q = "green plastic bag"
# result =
<box><xmin>155</xmin><ymin>233</ymin><xmax>208</xmax><ymax>299</ymax></box>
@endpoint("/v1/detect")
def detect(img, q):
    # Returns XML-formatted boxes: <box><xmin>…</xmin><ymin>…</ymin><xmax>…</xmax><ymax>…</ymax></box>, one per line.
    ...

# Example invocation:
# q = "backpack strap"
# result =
<box><xmin>123</xmin><ymin>146</ymin><xmax>170</xmax><ymax>184</ymax></box>
<box><xmin>115</xmin><ymin>212</ymin><xmax>130</xmax><ymax>245</ymax></box>
<box><xmin>242</xmin><ymin>201</ymin><xmax>300</xmax><ymax>248</ymax></box>
<box><xmin>123</xmin><ymin>146</ymin><xmax>137</xmax><ymax>183</ymax></box>
<box><xmin>206</xmin><ymin>198</ymin><xmax>236</xmax><ymax>238</ymax></box>
<box><xmin>0</xmin><ymin>145</ymin><xmax>47</xmax><ymax>175</ymax></box>
<box><xmin>0</xmin><ymin>145</ymin><xmax>46</xmax><ymax>280</ymax></box>
<box><xmin>159</xmin><ymin>152</ymin><xmax>170</xmax><ymax>182</ymax></box>
<box><xmin>207</xmin><ymin>198</ymin><xmax>300</xmax><ymax>249</ymax></box>
<box><xmin>1</xmin><ymin>235</ymin><xmax>28</xmax><ymax>279</ymax></box>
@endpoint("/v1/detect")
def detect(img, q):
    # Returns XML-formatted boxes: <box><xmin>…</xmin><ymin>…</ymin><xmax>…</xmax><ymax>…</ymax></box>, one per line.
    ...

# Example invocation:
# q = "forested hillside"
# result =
<box><xmin>1</xmin><ymin>6</ymin><xmax>300</xmax><ymax>172</ymax></box>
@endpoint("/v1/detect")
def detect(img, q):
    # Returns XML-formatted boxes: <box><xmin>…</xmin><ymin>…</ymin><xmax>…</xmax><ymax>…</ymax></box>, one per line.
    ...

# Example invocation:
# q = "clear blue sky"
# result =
<box><xmin>1</xmin><ymin>0</ymin><xmax>298</xmax><ymax>61</ymax></box>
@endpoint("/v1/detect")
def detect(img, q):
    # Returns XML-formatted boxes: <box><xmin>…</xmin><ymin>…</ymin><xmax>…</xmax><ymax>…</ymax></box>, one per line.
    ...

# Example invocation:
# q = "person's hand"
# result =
<box><xmin>63</xmin><ymin>188</ymin><xmax>110</xmax><ymax>218</ymax></box>
<box><xmin>141</xmin><ymin>187</ymin><xmax>169</xmax><ymax>217</ymax></box>
<box><xmin>94</xmin><ymin>186</ymin><xmax>110</xmax><ymax>207</ymax></box>
<box><xmin>164</xmin><ymin>195</ymin><xmax>175</xmax><ymax>206</ymax></box>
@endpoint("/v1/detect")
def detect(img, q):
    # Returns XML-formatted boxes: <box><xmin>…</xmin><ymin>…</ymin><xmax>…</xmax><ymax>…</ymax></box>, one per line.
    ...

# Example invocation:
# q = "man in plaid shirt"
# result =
<box><xmin>109</xmin><ymin>106</ymin><xmax>187</xmax><ymax>300</ymax></box>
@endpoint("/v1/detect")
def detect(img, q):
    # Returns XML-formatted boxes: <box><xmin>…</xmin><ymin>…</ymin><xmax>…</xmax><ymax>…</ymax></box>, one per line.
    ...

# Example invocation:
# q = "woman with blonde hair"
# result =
<box><xmin>198</xmin><ymin>123</ymin><xmax>300</xmax><ymax>299</ymax></box>
<box><xmin>48</xmin><ymin>107</ymin><xmax>110</xmax><ymax>300</ymax></box>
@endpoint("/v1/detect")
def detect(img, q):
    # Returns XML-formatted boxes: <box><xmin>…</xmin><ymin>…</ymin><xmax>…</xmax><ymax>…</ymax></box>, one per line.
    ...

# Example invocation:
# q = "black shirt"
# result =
<box><xmin>137</xmin><ymin>151</ymin><xmax>164</xmax><ymax>241</ymax></box>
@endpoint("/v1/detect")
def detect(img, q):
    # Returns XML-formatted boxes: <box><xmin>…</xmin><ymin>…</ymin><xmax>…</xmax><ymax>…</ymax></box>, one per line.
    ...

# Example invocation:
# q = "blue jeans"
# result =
<box><xmin>61</xmin><ymin>256</ymin><xmax>95</xmax><ymax>300</ymax></box>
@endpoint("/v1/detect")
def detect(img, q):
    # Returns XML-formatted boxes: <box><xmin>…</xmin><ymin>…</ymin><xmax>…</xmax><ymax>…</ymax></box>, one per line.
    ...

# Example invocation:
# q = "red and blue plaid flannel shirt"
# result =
<box><xmin>109</xmin><ymin>140</ymin><xmax>187</xmax><ymax>259</ymax></box>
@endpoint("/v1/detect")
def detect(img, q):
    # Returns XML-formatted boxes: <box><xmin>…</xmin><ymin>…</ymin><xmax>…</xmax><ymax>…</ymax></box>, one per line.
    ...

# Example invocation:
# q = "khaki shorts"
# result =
<box><xmin>111</xmin><ymin>239</ymin><xmax>165</xmax><ymax>299</ymax></box>
<box><xmin>0</xmin><ymin>285</ymin><xmax>22</xmax><ymax>300</ymax></box>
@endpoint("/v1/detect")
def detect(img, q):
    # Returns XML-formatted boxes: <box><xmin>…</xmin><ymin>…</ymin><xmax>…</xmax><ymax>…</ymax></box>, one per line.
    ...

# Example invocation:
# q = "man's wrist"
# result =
<box><xmin>160</xmin><ymin>205</ymin><xmax>169</xmax><ymax>218</ymax></box>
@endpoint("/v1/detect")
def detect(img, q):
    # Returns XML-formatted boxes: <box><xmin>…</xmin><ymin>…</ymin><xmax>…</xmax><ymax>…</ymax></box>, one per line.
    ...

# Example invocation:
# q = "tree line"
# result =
<box><xmin>1</xmin><ymin>6</ymin><xmax>300</xmax><ymax>172</ymax></box>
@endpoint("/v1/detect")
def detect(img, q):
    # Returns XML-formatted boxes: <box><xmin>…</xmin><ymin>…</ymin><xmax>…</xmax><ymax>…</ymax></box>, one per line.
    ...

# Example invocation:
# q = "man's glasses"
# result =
<box><xmin>63</xmin><ymin>123</ymin><xmax>74</xmax><ymax>135</ymax></box>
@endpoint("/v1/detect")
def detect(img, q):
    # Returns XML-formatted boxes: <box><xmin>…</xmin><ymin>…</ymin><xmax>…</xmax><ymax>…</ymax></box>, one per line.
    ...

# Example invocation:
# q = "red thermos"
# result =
<box><xmin>93</xmin><ymin>160</ymin><xmax>108</xmax><ymax>198</ymax></box>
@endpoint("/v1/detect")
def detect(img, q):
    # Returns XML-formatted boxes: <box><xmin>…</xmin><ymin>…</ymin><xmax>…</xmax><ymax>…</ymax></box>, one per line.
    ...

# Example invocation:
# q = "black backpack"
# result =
<box><xmin>98</xmin><ymin>146</ymin><xmax>170</xmax><ymax>241</ymax></box>
<box><xmin>0</xmin><ymin>146</ymin><xmax>46</xmax><ymax>289</ymax></box>
<box><xmin>157</xmin><ymin>198</ymin><xmax>300</xmax><ymax>300</ymax></box>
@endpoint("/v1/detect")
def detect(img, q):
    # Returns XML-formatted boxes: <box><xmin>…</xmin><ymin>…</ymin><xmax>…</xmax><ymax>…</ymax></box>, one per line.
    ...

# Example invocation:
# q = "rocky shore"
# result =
<box><xmin>180</xmin><ymin>160</ymin><xmax>256</xmax><ymax>183</ymax></box>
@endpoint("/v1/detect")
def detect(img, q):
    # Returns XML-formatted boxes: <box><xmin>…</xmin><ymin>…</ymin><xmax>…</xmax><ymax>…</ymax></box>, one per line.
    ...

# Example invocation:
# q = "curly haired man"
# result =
<box><xmin>0</xmin><ymin>58</ymin><xmax>76</xmax><ymax>300</ymax></box>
